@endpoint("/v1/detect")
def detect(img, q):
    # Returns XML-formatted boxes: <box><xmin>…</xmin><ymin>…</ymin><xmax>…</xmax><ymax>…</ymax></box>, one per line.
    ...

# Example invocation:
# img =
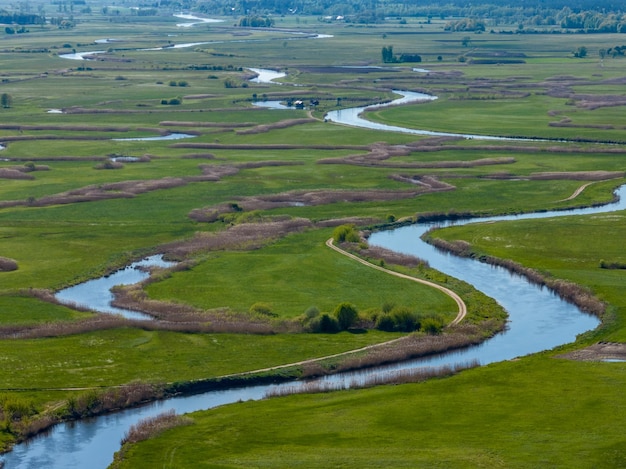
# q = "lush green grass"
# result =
<box><xmin>113</xmin><ymin>356</ymin><xmax>626</xmax><ymax>469</ymax></box>
<box><xmin>1</xmin><ymin>7</ymin><xmax>626</xmax><ymax>464</ymax></box>
<box><xmin>432</xmin><ymin>207</ymin><xmax>626</xmax><ymax>340</ymax></box>
<box><xmin>0</xmin><ymin>328</ymin><xmax>401</xmax><ymax>391</ymax></box>
<box><xmin>147</xmin><ymin>229</ymin><xmax>457</xmax><ymax>318</ymax></box>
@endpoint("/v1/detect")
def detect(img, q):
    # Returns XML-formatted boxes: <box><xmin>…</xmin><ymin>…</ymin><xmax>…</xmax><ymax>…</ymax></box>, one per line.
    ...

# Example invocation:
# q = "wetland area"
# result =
<box><xmin>0</xmin><ymin>4</ymin><xmax>626</xmax><ymax>468</ymax></box>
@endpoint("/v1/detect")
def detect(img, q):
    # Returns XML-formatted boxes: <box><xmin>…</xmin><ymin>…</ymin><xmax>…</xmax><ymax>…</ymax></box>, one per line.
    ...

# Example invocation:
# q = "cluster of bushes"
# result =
<box><xmin>224</xmin><ymin>77</ymin><xmax>248</xmax><ymax>88</ymax></box>
<box><xmin>600</xmin><ymin>259</ymin><xmax>626</xmax><ymax>270</ymax></box>
<box><xmin>238</xmin><ymin>15</ymin><xmax>274</xmax><ymax>28</ymax></box>
<box><xmin>303</xmin><ymin>302</ymin><xmax>444</xmax><ymax>334</ymax></box>
<box><xmin>332</xmin><ymin>224</ymin><xmax>360</xmax><ymax>243</ymax></box>
<box><xmin>169</xmin><ymin>80</ymin><xmax>188</xmax><ymax>87</ymax></box>
<box><xmin>161</xmin><ymin>97</ymin><xmax>182</xmax><ymax>105</ymax></box>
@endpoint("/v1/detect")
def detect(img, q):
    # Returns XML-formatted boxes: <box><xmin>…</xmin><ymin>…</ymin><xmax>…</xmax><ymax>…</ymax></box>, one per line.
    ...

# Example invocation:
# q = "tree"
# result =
<box><xmin>573</xmin><ymin>46</ymin><xmax>588</xmax><ymax>58</ymax></box>
<box><xmin>381</xmin><ymin>45</ymin><xmax>394</xmax><ymax>63</ymax></box>
<box><xmin>334</xmin><ymin>302</ymin><xmax>358</xmax><ymax>330</ymax></box>
<box><xmin>1</xmin><ymin>93</ymin><xmax>12</xmax><ymax>108</ymax></box>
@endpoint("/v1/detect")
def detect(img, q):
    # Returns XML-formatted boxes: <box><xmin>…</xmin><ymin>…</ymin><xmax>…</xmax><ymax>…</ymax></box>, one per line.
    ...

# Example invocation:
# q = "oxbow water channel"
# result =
<box><xmin>3</xmin><ymin>40</ymin><xmax>625</xmax><ymax>467</ymax></box>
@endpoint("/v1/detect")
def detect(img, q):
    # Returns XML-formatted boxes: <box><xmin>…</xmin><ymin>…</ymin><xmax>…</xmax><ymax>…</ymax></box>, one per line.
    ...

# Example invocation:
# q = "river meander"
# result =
<box><xmin>2</xmin><ymin>28</ymin><xmax>625</xmax><ymax>469</ymax></box>
<box><xmin>3</xmin><ymin>186</ymin><xmax>624</xmax><ymax>468</ymax></box>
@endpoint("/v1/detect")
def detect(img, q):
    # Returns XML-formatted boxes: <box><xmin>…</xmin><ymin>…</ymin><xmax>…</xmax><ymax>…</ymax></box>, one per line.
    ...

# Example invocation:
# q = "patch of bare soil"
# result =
<box><xmin>557</xmin><ymin>342</ymin><xmax>626</xmax><ymax>361</ymax></box>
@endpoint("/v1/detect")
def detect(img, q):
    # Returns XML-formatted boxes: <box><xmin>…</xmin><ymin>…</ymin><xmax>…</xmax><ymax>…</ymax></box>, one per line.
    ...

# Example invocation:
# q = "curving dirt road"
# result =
<box><xmin>325</xmin><ymin>238</ymin><xmax>467</xmax><ymax>325</ymax></box>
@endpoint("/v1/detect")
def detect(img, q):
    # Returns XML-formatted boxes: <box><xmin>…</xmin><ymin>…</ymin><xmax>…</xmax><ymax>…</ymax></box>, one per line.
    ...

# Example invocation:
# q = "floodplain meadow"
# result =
<box><xmin>0</xmin><ymin>5</ymin><xmax>625</xmax><ymax>467</ymax></box>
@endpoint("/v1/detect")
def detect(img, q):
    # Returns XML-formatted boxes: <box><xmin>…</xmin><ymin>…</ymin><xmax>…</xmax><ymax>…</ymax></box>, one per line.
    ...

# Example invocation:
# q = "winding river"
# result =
<box><xmin>3</xmin><ymin>184</ymin><xmax>623</xmax><ymax>468</ymax></box>
<box><xmin>2</xmin><ymin>29</ymin><xmax>625</xmax><ymax>469</ymax></box>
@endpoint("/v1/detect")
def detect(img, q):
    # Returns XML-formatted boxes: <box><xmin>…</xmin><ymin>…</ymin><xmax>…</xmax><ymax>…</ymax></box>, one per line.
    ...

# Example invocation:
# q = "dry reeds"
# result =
<box><xmin>267</xmin><ymin>359</ymin><xmax>480</xmax><ymax>397</ymax></box>
<box><xmin>189</xmin><ymin>188</ymin><xmax>421</xmax><ymax>222</ymax></box>
<box><xmin>162</xmin><ymin>217</ymin><xmax>314</xmax><ymax>258</ymax></box>
<box><xmin>235</xmin><ymin>118</ymin><xmax>317</xmax><ymax>135</ymax></box>
<box><xmin>528</xmin><ymin>171</ymin><xmax>624</xmax><ymax>180</ymax></box>
<box><xmin>121</xmin><ymin>409</ymin><xmax>192</xmax><ymax>445</ymax></box>
<box><xmin>427</xmin><ymin>237</ymin><xmax>606</xmax><ymax>316</ymax></box>
<box><xmin>0</xmin><ymin>257</ymin><xmax>18</xmax><ymax>271</ymax></box>
<box><xmin>339</xmin><ymin>242</ymin><xmax>429</xmax><ymax>269</ymax></box>
<box><xmin>0</xmin><ymin>168</ymin><xmax>34</xmax><ymax>180</ymax></box>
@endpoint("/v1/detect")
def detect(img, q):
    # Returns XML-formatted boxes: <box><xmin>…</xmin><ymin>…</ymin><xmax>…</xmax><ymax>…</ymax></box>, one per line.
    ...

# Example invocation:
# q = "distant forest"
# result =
<box><xmin>187</xmin><ymin>0</ymin><xmax>624</xmax><ymax>16</ymax></box>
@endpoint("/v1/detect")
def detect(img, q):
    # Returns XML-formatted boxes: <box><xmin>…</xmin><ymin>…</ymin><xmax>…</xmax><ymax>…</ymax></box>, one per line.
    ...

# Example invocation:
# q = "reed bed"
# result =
<box><xmin>189</xmin><ymin>188</ymin><xmax>421</xmax><ymax>222</ymax></box>
<box><xmin>427</xmin><ymin>237</ymin><xmax>606</xmax><ymax>316</ymax></box>
<box><xmin>266</xmin><ymin>360</ymin><xmax>480</xmax><ymax>397</ymax></box>
<box><xmin>235</xmin><ymin>118</ymin><xmax>317</xmax><ymax>135</ymax></box>
<box><xmin>120</xmin><ymin>409</ymin><xmax>192</xmax><ymax>446</ymax></box>
<box><xmin>0</xmin><ymin>257</ymin><xmax>18</xmax><ymax>272</ymax></box>
<box><xmin>162</xmin><ymin>217</ymin><xmax>314</xmax><ymax>258</ymax></box>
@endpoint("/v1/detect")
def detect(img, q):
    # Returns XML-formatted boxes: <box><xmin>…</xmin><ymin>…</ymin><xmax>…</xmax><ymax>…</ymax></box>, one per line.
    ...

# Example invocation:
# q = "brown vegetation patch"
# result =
<box><xmin>120</xmin><ymin>410</ymin><xmax>192</xmax><ymax>446</ymax></box>
<box><xmin>339</xmin><ymin>241</ymin><xmax>428</xmax><ymax>269</ymax></box>
<box><xmin>189</xmin><ymin>188</ymin><xmax>423</xmax><ymax>223</ymax></box>
<box><xmin>0</xmin><ymin>257</ymin><xmax>18</xmax><ymax>271</ymax></box>
<box><xmin>318</xmin><ymin>140</ymin><xmax>517</xmax><ymax>168</ymax></box>
<box><xmin>301</xmin><ymin>321</ymin><xmax>501</xmax><ymax>378</ymax></box>
<box><xmin>235</xmin><ymin>118</ymin><xmax>317</xmax><ymax>135</ymax></box>
<box><xmin>529</xmin><ymin>171</ymin><xmax>625</xmax><ymax>180</ymax></box>
<box><xmin>162</xmin><ymin>217</ymin><xmax>314</xmax><ymax>258</ymax></box>
<box><xmin>389</xmin><ymin>174</ymin><xmax>456</xmax><ymax>191</ymax></box>
<box><xmin>0</xmin><ymin>124</ymin><xmax>131</xmax><ymax>132</ymax></box>
<box><xmin>557</xmin><ymin>342</ymin><xmax>626</xmax><ymax>361</ymax></box>
<box><xmin>181</xmin><ymin>94</ymin><xmax>218</xmax><ymax>99</ymax></box>
<box><xmin>2</xmin><ymin>165</ymin><xmax>244</xmax><ymax>209</ymax></box>
<box><xmin>170</xmin><ymin>142</ymin><xmax>367</xmax><ymax>151</ymax></box>
<box><xmin>0</xmin><ymin>168</ymin><xmax>34</xmax><ymax>180</ymax></box>
<box><xmin>159</xmin><ymin>120</ymin><xmax>255</xmax><ymax>128</ymax></box>
<box><xmin>181</xmin><ymin>153</ymin><xmax>216</xmax><ymax>159</ymax></box>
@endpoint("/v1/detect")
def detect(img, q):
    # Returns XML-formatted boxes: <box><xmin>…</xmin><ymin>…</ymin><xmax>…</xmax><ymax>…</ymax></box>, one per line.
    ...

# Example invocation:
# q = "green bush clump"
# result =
<box><xmin>334</xmin><ymin>302</ymin><xmax>358</xmax><ymax>330</ymax></box>
<box><xmin>309</xmin><ymin>313</ymin><xmax>340</xmax><ymax>333</ymax></box>
<box><xmin>375</xmin><ymin>307</ymin><xmax>421</xmax><ymax>332</ymax></box>
<box><xmin>332</xmin><ymin>224</ymin><xmax>360</xmax><ymax>243</ymax></box>
<box><xmin>249</xmin><ymin>302</ymin><xmax>277</xmax><ymax>317</ymax></box>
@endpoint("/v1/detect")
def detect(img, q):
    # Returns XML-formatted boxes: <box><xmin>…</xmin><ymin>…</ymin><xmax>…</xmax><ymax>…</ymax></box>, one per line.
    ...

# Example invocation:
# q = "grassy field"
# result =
<box><xmin>0</xmin><ymin>3</ymin><xmax>625</xmax><ymax>466</ymax></box>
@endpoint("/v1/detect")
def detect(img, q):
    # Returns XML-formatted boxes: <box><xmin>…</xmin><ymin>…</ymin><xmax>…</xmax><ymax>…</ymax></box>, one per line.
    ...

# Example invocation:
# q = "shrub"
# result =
<box><xmin>332</xmin><ymin>224</ymin><xmax>360</xmax><ymax>243</ymax></box>
<box><xmin>421</xmin><ymin>316</ymin><xmax>444</xmax><ymax>335</ymax></box>
<box><xmin>375</xmin><ymin>313</ymin><xmax>396</xmax><ymax>332</ymax></box>
<box><xmin>304</xmin><ymin>305</ymin><xmax>320</xmax><ymax>319</ymax></box>
<box><xmin>391</xmin><ymin>307</ymin><xmax>420</xmax><ymax>332</ymax></box>
<box><xmin>310</xmin><ymin>313</ymin><xmax>340</xmax><ymax>333</ymax></box>
<box><xmin>249</xmin><ymin>302</ymin><xmax>277</xmax><ymax>317</ymax></box>
<box><xmin>334</xmin><ymin>302</ymin><xmax>358</xmax><ymax>330</ymax></box>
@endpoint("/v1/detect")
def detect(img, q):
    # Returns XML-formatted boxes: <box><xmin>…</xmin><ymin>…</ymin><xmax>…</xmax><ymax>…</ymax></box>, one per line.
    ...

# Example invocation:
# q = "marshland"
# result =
<box><xmin>0</xmin><ymin>0</ymin><xmax>626</xmax><ymax>467</ymax></box>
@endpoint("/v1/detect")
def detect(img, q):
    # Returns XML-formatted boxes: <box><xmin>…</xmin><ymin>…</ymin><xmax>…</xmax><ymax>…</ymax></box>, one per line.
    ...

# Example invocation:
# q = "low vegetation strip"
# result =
<box><xmin>425</xmin><ymin>237</ymin><xmax>605</xmax><ymax>316</ymax></box>
<box><xmin>326</xmin><ymin>238</ymin><xmax>467</xmax><ymax>325</ymax></box>
<box><xmin>235</xmin><ymin>118</ymin><xmax>317</xmax><ymax>135</ymax></box>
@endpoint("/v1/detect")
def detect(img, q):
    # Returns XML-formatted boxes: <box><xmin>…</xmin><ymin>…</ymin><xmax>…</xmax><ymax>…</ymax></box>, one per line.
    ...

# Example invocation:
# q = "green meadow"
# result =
<box><xmin>0</xmin><ymin>3</ymin><xmax>624</xmax><ymax>467</ymax></box>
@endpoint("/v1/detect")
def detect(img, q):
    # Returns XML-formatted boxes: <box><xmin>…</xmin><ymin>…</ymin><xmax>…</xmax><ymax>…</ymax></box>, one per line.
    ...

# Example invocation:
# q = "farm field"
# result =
<box><xmin>0</xmin><ymin>1</ymin><xmax>625</xmax><ymax>467</ymax></box>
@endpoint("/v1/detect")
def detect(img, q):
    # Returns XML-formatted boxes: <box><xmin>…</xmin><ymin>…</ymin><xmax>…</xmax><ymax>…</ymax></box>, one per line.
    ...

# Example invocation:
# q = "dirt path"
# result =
<box><xmin>4</xmin><ymin>240</ymin><xmax>467</xmax><ymax>391</ymax></box>
<box><xmin>325</xmin><ymin>238</ymin><xmax>467</xmax><ymax>325</ymax></box>
<box><xmin>558</xmin><ymin>182</ymin><xmax>595</xmax><ymax>202</ymax></box>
